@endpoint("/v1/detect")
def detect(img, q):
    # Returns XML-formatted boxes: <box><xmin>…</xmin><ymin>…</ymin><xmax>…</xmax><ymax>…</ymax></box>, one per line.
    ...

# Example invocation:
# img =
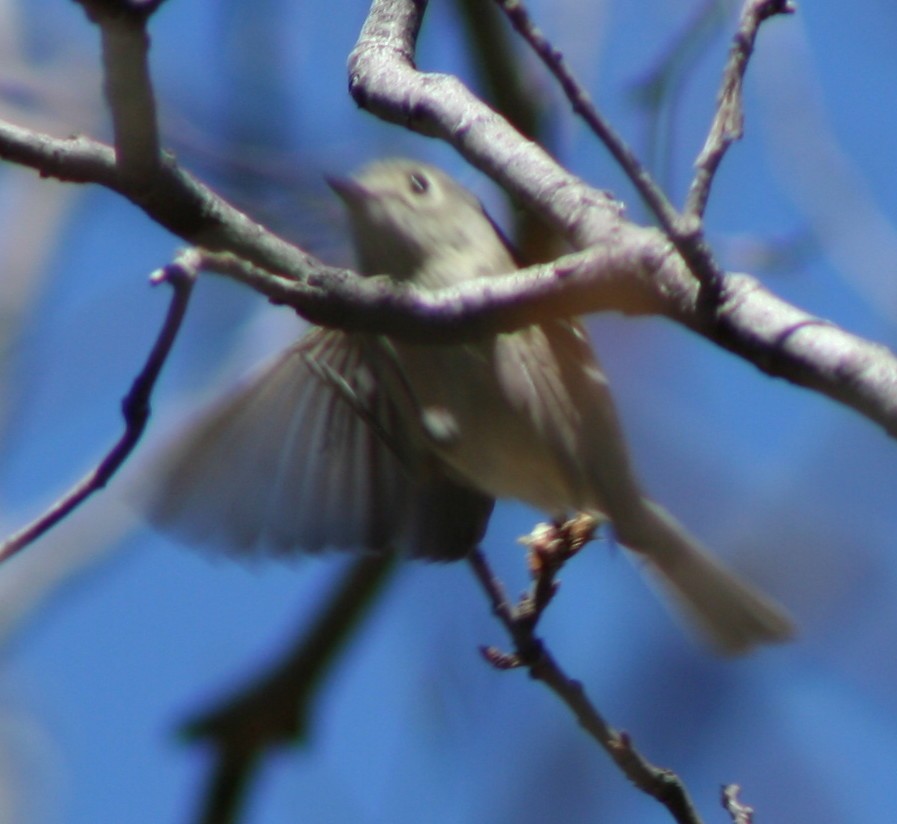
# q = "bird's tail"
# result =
<box><xmin>620</xmin><ymin>500</ymin><xmax>794</xmax><ymax>654</ymax></box>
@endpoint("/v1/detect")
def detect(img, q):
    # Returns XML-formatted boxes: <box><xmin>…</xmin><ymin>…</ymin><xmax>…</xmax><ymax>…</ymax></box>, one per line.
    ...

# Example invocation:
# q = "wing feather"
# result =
<box><xmin>145</xmin><ymin>328</ymin><xmax>490</xmax><ymax>559</ymax></box>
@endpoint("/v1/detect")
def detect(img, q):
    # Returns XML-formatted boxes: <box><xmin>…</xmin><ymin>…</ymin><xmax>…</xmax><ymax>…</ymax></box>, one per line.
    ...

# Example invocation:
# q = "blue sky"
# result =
<box><xmin>3</xmin><ymin>1</ymin><xmax>897</xmax><ymax>823</ymax></box>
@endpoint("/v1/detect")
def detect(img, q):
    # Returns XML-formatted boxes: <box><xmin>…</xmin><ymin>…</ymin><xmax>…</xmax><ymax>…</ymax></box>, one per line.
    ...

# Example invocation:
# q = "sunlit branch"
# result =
<box><xmin>721</xmin><ymin>784</ymin><xmax>755</xmax><ymax>824</ymax></box>
<box><xmin>687</xmin><ymin>0</ymin><xmax>796</xmax><ymax>217</ymax></box>
<box><xmin>74</xmin><ymin>0</ymin><xmax>167</xmax><ymax>188</ymax></box>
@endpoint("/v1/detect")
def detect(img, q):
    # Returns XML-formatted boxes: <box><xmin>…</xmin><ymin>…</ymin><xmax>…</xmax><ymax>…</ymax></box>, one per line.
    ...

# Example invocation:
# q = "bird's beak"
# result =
<box><xmin>325</xmin><ymin>174</ymin><xmax>370</xmax><ymax>206</ymax></box>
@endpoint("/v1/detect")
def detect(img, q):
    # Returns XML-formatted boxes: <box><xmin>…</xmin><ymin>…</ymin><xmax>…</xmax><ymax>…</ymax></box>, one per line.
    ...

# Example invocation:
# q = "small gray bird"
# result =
<box><xmin>148</xmin><ymin>158</ymin><xmax>793</xmax><ymax>653</ymax></box>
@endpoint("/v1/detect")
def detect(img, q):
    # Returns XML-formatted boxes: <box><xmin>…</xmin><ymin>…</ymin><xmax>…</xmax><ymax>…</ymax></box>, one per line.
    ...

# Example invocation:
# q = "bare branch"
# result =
<box><xmin>182</xmin><ymin>556</ymin><xmax>396</xmax><ymax>824</ymax></box>
<box><xmin>469</xmin><ymin>520</ymin><xmax>705</xmax><ymax>824</ymax></box>
<box><xmin>74</xmin><ymin>0</ymin><xmax>165</xmax><ymax>189</ymax></box>
<box><xmin>496</xmin><ymin>7</ymin><xmax>716</xmax><ymax>310</ymax></box>
<box><xmin>453</xmin><ymin>0</ymin><xmax>543</xmax><ymax>143</ymax></box>
<box><xmin>491</xmin><ymin>0</ymin><xmax>773</xmax><ymax>311</ymax></box>
<box><xmin>629</xmin><ymin>1</ymin><xmax>731</xmax><ymax>192</ymax></box>
<box><xmin>492</xmin><ymin>0</ymin><xmax>683</xmax><ymax>241</ymax></box>
<box><xmin>345</xmin><ymin>3</ymin><xmax>897</xmax><ymax>413</ymax></box>
<box><xmin>4</xmin><ymin>116</ymin><xmax>897</xmax><ymax>442</ymax></box>
<box><xmin>687</xmin><ymin>0</ymin><xmax>796</xmax><ymax>217</ymax></box>
<box><xmin>347</xmin><ymin>0</ymin><xmax>623</xmax><ymax>249</ymax></box>
<box><xmin>194</xmin><ymin>244</ymin><xmax>663</xmax><ymax>339</ymax></box>
<box><xmin>198</xmin><ymin>247</ymin><xmax>897</xmax><ymax>445</ymax></box>
<box><xmin>721</xmin><ymin>784</ymin><xmax>755</xmax><ymax>824</ymax></box>
<box><xmin>0</xmin><ymin>249</ymin><xmax>197</xmax><ymax>563</ymax></box>
<box><xmin>338</xmin><ymin>4</ymin><xmax>717</xmax><ymax>312</ymax></box>
<box><xmin>491</xmin><ymin>0</ymin><xmax>791</xmax><ymax>296</ymax></box>
<box><xmin>0</xmin><ymin>120</ymin><xmax>314</xmax><ymax>275</ymax></box>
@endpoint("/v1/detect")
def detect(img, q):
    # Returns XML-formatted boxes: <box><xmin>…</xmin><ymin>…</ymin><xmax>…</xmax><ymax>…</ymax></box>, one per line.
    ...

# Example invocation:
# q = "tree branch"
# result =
<box><xmin>469</xmin><ymin>519</ymin><xmax>705</xmax><ymax>824</ymax></box>
<box><xmin>687</xmin><ymin>0</ymin><xmax>796</xmax><ymax>217</ymax></box>
<box><xmin>721</xmin><ymin>784</ymin><xmax>755</xmax><ymax>824</ymax></box>
<box><xmin>345</xmin><ymin>0</ymin><xmax>897</xmax><ymax>428</ymax></box>
<box><xmin>74</xmin><ymin>0</ymin><xmax>166</xmax><ymax>190</ymax></box>
<box><xmin>4</xmin><ymin>114</ymin><xmax>897</xmax><ymax>441</ymax></box>
<box><xmin>198</xmin><ymin>249</ymin><xmax>897</xmax><ymax>444</ymax></box>
<box><xmin>347</xmin><ymin>0</ymin><xmax>623</xmax><ymax>248</ymax></box>
<box><xmin>0</xmin><ymin>249</ymin><xmax>197</xmax><ymax>563</ymax></box>
<box><xmin>182</xmin><ymin>555</ymin><xmax>396</xmax><ymax>824</ymax></box>
<box><xmin>492</xmin><ymin>0</ymin><xmax>732</xmax><ymax>309</ymax></box>
<box><xmin>628</xmin><ymin>1</ymin><xmax>730</xmax><ymax>194</ymax></box>
<box><xmin>492</xmin><ymin>0</ymin><xmax>683</xmax><ymax>240</ymax></box>
<box><xmin>0</xmin><ymin>119</ymin><xmax>315</xmax><ymax>275</ymax></box>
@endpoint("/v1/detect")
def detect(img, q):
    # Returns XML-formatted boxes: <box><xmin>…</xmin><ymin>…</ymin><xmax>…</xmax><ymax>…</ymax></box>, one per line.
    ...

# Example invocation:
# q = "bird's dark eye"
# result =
<box><xmin>408</xmin><ymin>172</ymin><xmax>430</xmax><ymax>194</ymax></box>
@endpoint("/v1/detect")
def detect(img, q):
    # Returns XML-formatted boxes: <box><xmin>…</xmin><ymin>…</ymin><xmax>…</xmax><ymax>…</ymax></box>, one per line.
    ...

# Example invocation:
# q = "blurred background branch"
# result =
<box><xmin>0</xmin><ymin>251</ymin><xmax>196</xmax><ymax>563</ymax></box>
<box><xmin>183</xmin><ymin>555</ymin><xmax>396</xmax><ymax>824</ymax></box>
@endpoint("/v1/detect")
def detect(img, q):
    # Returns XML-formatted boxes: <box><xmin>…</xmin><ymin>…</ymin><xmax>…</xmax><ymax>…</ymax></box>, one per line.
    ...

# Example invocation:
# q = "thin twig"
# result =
<box><xmin>721</xmin><ymin>784</ymin><xmax>755</xmax><ymax>824</ymax></box>
<box><xmin>468</xmin><ymin>519</ymin><xmax>704</xmax><ymax>824</ymax></box>
<box><xmin>491</xmin><ymin>0</ymin><xmax>726</xmax><ymax>307</ymax></box>
<box><xmin>183</xmin><ymin>555</ymin><xmax>397</xmax><ymax>824</ymax></box>
<box><xmin>630</xmin><ymin>0</ymin><xmax>733</xmax><ymax>196</ymax></box>
<box><xmin>0</xmin><ymin>250</ymin><xmax>198</xmax><ymax>564</ymax></box>
<box><xmin>687</xmin><ymin>0</ymin><xmax>797</xmax><ymax>217</ymax></box>
<box><xmin>493</xmin><ymin>0</ymin><xmax>681</xmax><ymax>239</ymax></box>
